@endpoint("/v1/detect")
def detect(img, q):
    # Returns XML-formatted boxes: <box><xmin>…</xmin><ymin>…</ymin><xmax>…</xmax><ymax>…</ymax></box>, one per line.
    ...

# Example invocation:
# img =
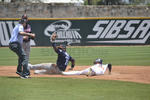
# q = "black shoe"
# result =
<box><xmin>108</xmin><ymin>64</ymin><xmax>112</xmax><ymax>74</ymax></box>
<box><xmin>20</xmin><ymin>75</ymin><xmax>31</xmax><ymax>79</ymax></box>
<box><xmin>16</xmin><ymin>71</ymin><xmax>22</xmax><ymax>76</ymax></box>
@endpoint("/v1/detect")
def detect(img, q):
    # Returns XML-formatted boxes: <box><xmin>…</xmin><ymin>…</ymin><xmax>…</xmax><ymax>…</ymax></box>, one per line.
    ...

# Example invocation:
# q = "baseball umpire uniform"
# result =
<box><xmin>9</xmin><ymin>19</ymin><xmax>35</xmax><ymax>79</ymax></box>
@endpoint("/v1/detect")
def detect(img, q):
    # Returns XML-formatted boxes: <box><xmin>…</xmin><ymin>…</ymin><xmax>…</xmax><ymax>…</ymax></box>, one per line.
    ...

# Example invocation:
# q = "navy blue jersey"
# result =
<box><xmin>56</xmin><ymin>49</ymin><xmax>73</xmax><ymax>71</ymax></box>
<box><xmin>52</xmin><ymin>43</ymin><xmax>73</xmax><ymax>71</ymax></box>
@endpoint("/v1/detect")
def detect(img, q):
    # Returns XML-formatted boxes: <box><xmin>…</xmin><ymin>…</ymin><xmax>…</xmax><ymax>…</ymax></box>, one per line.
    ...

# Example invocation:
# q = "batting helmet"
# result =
<box><xmin>94</xmin><ymin>58</ymin><xmax>103</xmax><ymax>64</ymax></box>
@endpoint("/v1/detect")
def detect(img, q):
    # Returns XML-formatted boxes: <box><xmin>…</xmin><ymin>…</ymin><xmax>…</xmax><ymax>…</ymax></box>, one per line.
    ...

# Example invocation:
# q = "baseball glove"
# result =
<box><xmin>50</xmin><ymin>32</ymin><xmax>57</xmax><ymax>42</ymax></box>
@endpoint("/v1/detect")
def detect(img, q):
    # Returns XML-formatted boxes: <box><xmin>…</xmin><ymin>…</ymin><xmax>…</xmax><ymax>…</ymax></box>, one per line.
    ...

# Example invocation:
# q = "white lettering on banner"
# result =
<box><xmin>87</xmin><ymin>20</ymin><xmax>150</xmax><ymax>44</ymax></box>
<box><xmin>118</xmin><ymin>20</ymin><xmax>140</xmax><ymax>38</ymax></box>
<box><xmin>6</xmin><ymin>21</ymin><xmax>14</xmax><ymax>36</ymax></box>
<box><xmin>0</xmin><ymin>21</ymin><xmax>36</xmax><ymax>46</ymax></box>
<box><xmin>132</xmin><ymin>20</ymin><xmax>150</xmax><ymax>39</ymax></box>
<box><xmin>105</xmin><ymin>20</ymin><xmax>126</xmax><ymax>38</ymax></box>
<box><xmin>0</xmin><ymin>22</ymin><xmax>9</xmax><ymax>46</ymax></box>
<box><xmin>100</xmin><ymin>20</ymin><xmax>115</xmax><ymax>38</ymax></box>
<box><xmin>44</xmin><ymin>20</ymin><xmax>82</xmax><ymax>45</ymax></box>
<box><xmin>87</xmin><ymin>20</ymin><xmax>109</xmax><ymax>38</ymax></box>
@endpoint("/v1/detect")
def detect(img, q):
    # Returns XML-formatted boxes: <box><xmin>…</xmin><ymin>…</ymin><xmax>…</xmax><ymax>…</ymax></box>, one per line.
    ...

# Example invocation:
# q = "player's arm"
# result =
<box><xmin>19</xmin><ymin>25</ymin><xmax>35</xmax><ymax>38</ymax></box>
<box><xmin>51</xmin><ymin>32</ymin><xmax>58</xmax><ymax>53</ymax></box>
<box><xmin>52</xmin><ymin>42</ymin><xmax>58</xmax><ymax>53</ymax></box>
<box><xmin>68</xmin><ymin>58</ymin><xmax>75</xmax><ymax>70</ymax></box>
<box><xmin>20</xmin><ymin>31</ymin><xmax>35</xmax><ymax>38</ymax></box>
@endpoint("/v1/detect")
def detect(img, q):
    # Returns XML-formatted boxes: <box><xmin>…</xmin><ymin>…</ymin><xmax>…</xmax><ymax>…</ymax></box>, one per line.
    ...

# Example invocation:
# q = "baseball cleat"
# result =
<box><xmin>108</xmin><ymin>64</ymin><xmax>112</xmax><ymax>74</ymax></box>
<box><xmin>16</xmin><ymin>71</ymin><xmax>22</xmax><ymax>76</ymax></box>
<box><xmin>20</xmin><ymin>75</ymin><xmax>31</xmax><ymax>79</ymax></box>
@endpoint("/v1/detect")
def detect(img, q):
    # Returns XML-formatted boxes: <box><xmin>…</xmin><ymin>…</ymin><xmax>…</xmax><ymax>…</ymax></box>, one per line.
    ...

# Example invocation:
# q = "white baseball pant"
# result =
<box><xmin>28</xmin><ymin>63</ymin><xmax>62</xmax><ymax>74</ymax></box>
<box><xmin>62</xmin><ymin>64</ymin><xmax>108</xmax><ymax>76</ymax></box>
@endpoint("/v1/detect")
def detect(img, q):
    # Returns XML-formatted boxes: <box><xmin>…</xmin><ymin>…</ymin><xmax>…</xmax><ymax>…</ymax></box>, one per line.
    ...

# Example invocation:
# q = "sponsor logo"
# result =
<box><xmin>87</xmin><ymin>20</ymin><xmax>150</xmax><ymax>44</ymax></box>
<box><xmin>44</xmin><ymin>20</ymin><xmax>82</xmax><ymax>45</ymax></box>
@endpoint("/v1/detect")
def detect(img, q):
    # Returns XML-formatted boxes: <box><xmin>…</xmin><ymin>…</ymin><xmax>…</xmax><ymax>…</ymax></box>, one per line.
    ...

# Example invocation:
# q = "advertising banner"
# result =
<box><xmin>0</xmin><ymin>17</ymin><xmax>150</xmax><ymax>46</ymax></box>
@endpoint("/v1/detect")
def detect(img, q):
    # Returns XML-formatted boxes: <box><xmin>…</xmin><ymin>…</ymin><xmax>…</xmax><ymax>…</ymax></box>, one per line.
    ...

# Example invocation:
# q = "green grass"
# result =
<box><xmin>0</xmin><ymin>77</ymin><xmax>150</xmax><ymax>100</ymax></box>
<box><xmin>0</xmin><ymin>46</ymin><xmax>150</xmax><ymax>66</ymax></box>
<box><xmin>0</xmin><ymin>46</ymin><xmax>150</xmax><ymax>100</ymax></box>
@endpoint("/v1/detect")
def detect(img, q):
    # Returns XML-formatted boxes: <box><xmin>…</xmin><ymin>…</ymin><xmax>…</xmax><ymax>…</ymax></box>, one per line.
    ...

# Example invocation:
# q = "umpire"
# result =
<box><xmin>9</xmin><ymin>19</ymin><xmax>35</xmax><ymax>79</ymax></box>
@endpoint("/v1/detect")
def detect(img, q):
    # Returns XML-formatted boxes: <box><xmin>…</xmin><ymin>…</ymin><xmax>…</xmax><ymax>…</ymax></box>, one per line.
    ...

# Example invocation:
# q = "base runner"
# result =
<box><xmin>62</xmin><ymin>58</ymin><xmax>112</xmax><ymax>76</ymax></box>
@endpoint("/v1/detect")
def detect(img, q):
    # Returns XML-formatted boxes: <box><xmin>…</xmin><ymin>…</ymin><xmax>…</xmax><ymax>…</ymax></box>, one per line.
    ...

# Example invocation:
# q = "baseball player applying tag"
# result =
<box><xmin>28</xmin><ymin>32</ymin><xmax>75</xmax><ymax>74</ymax></box>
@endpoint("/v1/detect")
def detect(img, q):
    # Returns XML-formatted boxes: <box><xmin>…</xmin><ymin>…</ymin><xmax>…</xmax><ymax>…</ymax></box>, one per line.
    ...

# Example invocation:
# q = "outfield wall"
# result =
<box><xmin>0</xmin><ymin>17</ymin><xmax>150</xmax><ymax>46</ymax></box>
<box><xmin>0</xmin><ymin>3</ymin><xmax>150</xmax><ymax>18</ymax></box>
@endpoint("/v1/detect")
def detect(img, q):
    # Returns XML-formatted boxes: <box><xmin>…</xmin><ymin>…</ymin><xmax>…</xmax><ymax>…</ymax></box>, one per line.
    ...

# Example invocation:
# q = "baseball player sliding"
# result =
<box><xmin>62</xmin><ymin>58</ymin><xmax>112</xmax><ymax>76</ymax></box>
<box><xmin>28</xmin><ymin>33</ymin><xmax>112</xmax><ymax>76</ymax></box>
<box><xmin>28</xmin><ymin>58</ymin><xmax>111</xmax><ymax>76</ymax></box>
<box><xmin>28</xmin><ymin>32</ymin><xmax>75</xmax><ymax>74</ymax></box>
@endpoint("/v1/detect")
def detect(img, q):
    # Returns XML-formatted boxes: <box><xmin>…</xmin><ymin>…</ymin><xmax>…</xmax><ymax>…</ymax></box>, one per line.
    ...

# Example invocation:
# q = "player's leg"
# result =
<box><xmin>25</xmin><ymin>43</ymin><xmax>30</xmax><ymax>71</ymax></box>
<box><xmin>29</xmin><ymin>63</ymin><xmax>50</xmax><ymax>70</ymax></box>
<box><xmin>26</xmin><ymin>42</ymin><xmax>30</xmax><ymax>60</ymax></box>
<box><xmin>48</xmin><ymin>64</ymin><xmax>62</xmax><ymax>74</ymax></box>
<box><xmin>31</xmin><ymin>63</ymin><xmax>61</xmax><ymax>74</ymax></box>
<box><xmin>9</xmin><ymin>42</ymin><xmax>30</xmax><ymax>76</ymax></box>
<box><xmin>22</xmin><ymin>41</ymin><xmax>30</xmax><ymax>61</ymax></box>
<box><xmin>9</xmin><ymin>42</ymin><xmax>22</xmax><ymax>73</ymax></box>
<box><xmin>14</xmin><ymin>45</ymin><xmax>30</xmax><ymax>76</ymax></box>
<box><xmin>62</xmin><ymin>71</ymin><xmax>82</xmax><ymax>75</ymax></box>
<box><xmin>81</xmin><ymin>67</ymin><xmax>96</xmax><ymax>76</ymax></box>
<box><xmin>29</xmin><ymin>63</ymin><xmax>58</xmax><ymax>74</ymax></box>
<box><xmin>107</xmin><ymin>64</ymin><xmax>112</xmax><ymax>74</ymax></box>
<box><xmin>62</xmin><ymin>68</ymin><xmax>92</xmax><ymax>76</ymax></box>
<box><xmin>19</xmin><ymin>48</ymin><xmax>30</xmax><ymax>76</ymax></box>
<box><xmin>34</xmin><ymin>70</ymin><xmax>47</xmax><ymax>74</ymax></box>
<box><xmin>102</xmin><ymin>64</ymin><xmax>109</xmax><ymax>74</ymax></box>
<box><xmin>80</xmin><ymin>68</ymin><xmax>91</xmax><ymax>75</ymax></box>
<box><xmin>17</xmin><ymin>58</ymin><xmax>22</xmax><ymax>72</ymax></box>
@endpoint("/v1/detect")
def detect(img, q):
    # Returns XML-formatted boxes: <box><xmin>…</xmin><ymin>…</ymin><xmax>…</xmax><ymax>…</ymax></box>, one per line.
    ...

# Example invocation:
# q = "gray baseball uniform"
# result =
<box><xmin>22</xmin><ymin>24</ymin><xmax>32</xmax><ymax>60</ymax></box>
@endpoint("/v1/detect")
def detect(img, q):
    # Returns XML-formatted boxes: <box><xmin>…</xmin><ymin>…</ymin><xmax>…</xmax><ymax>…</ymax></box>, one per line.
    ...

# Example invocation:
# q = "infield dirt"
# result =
<box><xmin>0</xmin><ymin>66</ymin><xmax>150</xmax><ymax>84</ymax></box>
